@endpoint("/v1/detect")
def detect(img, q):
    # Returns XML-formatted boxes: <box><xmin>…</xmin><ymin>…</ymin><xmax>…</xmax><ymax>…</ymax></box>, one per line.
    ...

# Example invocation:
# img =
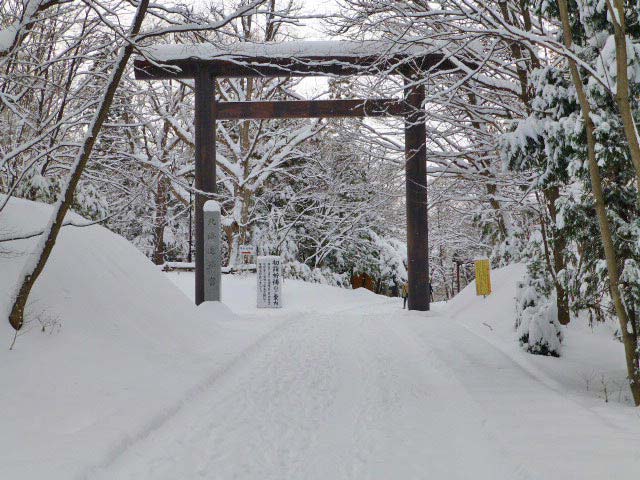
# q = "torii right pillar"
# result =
<box><xmin>404</xmin><ymin>81</ymin><xmax>430</xmax><ymax>311</ymax></box>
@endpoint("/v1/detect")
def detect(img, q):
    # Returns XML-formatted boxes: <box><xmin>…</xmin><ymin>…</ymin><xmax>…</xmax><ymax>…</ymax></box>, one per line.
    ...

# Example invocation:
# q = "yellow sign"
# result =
<box><xmin>475</xmin><ymin>259</ymin><xmax>492</xmax><ymax>296</ymax></box>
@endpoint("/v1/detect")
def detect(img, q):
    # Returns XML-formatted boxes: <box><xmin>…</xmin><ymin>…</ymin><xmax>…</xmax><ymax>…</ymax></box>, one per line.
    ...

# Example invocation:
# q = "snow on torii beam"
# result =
<box><xmin>133</xmin><ymin>41</ymin><xmax>458</xmax><ymax>79</ymax></box>
<box><xmin>133</xmin><ymin>40</ymin><xmax>460</xmax><ymax>311</ymax></box>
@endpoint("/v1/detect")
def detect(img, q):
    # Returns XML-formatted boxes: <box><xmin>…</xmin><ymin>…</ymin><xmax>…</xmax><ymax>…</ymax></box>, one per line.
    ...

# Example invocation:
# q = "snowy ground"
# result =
<box><xmin>111</xmin><ymin>269</ymin><xmax>637</xmax><ymax>480</ymax></box>
<box><xmin>0</xmin><ymin>198</ymin><xmax>280</xmax><ymax>479</ymax></box>
<box><xmin>2</xmin><ymin>198</ymin><xmax>640</xmax><ymax>479</ymax></box>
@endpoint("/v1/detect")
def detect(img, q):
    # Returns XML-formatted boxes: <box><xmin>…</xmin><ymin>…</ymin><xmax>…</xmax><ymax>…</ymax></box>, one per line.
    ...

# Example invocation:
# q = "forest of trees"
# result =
<box><xmin>2</xmin><ymin>0</ymin><xmax>640</xmax><ymax>404</ymax></box>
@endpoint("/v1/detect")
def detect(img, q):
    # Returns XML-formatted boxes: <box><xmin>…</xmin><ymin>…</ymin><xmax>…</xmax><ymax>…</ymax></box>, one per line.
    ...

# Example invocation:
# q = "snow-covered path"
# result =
<box><xmin>90</xmin><ymin>287</ymin><xmax>640</xmax><ymax>480</ymax></box>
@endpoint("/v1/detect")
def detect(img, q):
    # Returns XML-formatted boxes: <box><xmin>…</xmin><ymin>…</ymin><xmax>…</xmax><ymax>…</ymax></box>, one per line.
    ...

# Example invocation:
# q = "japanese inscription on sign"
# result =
<box><xmin>204</xmin><ymin>201</ymin><xmax>221</xmax><ymax>302</ymax></box>
<box><xmin>239</xmin><ymin>245</ymin><xmax>256</xmax><ymax>256</ymax></box>
<box><xmin>257</xmin><ymin>256</ymin><xmax>282</xmax><ymax>308</ymax></box>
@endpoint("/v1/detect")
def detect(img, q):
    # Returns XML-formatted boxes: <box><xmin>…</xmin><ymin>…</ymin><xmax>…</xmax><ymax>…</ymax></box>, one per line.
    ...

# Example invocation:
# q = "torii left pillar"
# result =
<box><xmin>194</xmin><ymin>67</ymin><xmax>217</xmax><ymax>305</ymax></box>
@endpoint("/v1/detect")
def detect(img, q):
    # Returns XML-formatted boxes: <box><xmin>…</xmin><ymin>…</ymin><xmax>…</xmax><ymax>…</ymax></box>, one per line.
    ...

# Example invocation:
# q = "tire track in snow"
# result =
<box><xmin>375</xmin><ymin>311</ymin><xmax>538</xmax><ymax>480</ymax></box>
<box><xmin>92</xmin><ymin>300</ymin><xmax>534</xmax><ymax>480</ymax></box>
<box><xmin>402</xmin><ymin>313</ymin><xmax>640</xmax><ymax>480</ymax></box>
<box><xmin>80</xmin><ymin>313</ymin><xmax>299</xmax><ymax>480</ymax></box>
<box><xmin>83</xmin><ymin>299</ymin><xmax>391</xmax><ymax>479</ymax></box>
<box><xmin>351</xmin><ymin>307</ymin><xmax>537</xmax><ymax>480</ymax></box>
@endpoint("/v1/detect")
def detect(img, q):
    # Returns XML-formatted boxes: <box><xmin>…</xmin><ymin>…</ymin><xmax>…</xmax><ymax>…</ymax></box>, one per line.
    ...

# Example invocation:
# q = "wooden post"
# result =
<box><xmin>404</xmin><ymin>80</ymin><xmax>429</xmax><ymax>311</ymax></box>
<box><xmin>215</xmin><ymin>99</ymin><xmax>406</xmax><ymax>120</ymax></box>
<box><xmin>194</xmin><ymin>68</ymin><xmax>216</xmax><ymax>305</ymax></box>
<box><xmin>187</xmin><ymin>190</ymin><xmax>193</xmax><ymax>263</ymax></box>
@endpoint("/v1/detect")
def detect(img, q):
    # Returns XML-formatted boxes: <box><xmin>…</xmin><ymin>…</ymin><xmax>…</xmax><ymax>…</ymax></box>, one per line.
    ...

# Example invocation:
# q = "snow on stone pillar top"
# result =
<box><xmin>204</xmin><ymin>200</ymin><xmax>220</xmax><ymax>212</ymax></box>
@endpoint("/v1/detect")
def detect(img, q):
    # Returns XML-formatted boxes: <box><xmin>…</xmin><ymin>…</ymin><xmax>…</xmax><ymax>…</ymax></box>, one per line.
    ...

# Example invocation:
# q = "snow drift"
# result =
<box><xmin>0</xmin><ymin>197</ymin><xmax>260</xmax><ymax>479</ymax></box>
<box><xmin>445</xmin><ymin>263</ymin><xmax>636</xmax><ymax>405</ymax></box>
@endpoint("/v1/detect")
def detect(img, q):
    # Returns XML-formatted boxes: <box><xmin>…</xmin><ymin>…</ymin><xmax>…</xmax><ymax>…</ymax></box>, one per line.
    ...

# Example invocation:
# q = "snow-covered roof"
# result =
<box><xmin>139</xmin><ymin>40</ymin><xmax>432</xmax><ymax>63</ymax></box>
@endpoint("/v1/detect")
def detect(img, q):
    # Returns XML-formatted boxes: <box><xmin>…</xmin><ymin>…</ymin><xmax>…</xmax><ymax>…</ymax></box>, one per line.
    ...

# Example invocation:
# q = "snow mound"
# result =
<box><xmin>0</xmin><ymin>196</ymin><xmax>232</xmax><ymax>345</ymax></box>
<box><xmin>0</xmin><ymin>197</ymin><xmax>241</xmax><ymax>478</ymax></box>
<box><xmin>166</xmin><ymin>270</ymin><xmax>383</xmax><ymax>316</ymax></box>
<box><xmin>445</xmin><ymin>262</ymin><xmax>635</xmax><ymax>405</ymax></box>
<box><xmin>444</xmin><ymin>262</ymin><xmax>526</xmax><ymax>322</ymax></box>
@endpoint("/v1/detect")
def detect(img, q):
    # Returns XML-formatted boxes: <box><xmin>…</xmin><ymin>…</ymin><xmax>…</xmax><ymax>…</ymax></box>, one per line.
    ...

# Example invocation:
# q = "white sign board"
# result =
<box><xmin>239</xmin><ymin>244</ymin><xmax>256</xmax><ymax>256</ymax></box>
<box><xmin>257</xmin><ymin>256</ymin><xmax>282</xmax><ymax>308</ymax></box>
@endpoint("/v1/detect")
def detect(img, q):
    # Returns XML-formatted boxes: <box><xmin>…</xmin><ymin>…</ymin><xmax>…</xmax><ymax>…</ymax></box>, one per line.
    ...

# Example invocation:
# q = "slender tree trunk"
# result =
<box><xmin>222</xmin><ymin>223</ymin><xmax>234</xmax><ymax>266</ymax></box>
<box><xmin>606</xmin><ymin>0</ymin><xmax>640</xmax><ymax>189</ymax></box>
<box><xmin>496</xmin><ymin>4</ymin><xmax>570</xmax><ymax>323</ymax></box>
<box><xmin>227</xmin><ymin>222</ymin><xmax>240</xmax><ymax>268</ymax></box>
<box><xmin>485</xmin><ymin>182</ymin><xmax>509</xmax><ymax>239</ymax></box>
<box><xmin>544</xmin><ymin>186</ymin><xmax>570</xmax><ymax>325</ymax></box>
<box><xmin>557</xmin><ymin>0</ymin><xmax>640</xmax><ymax>405</ymax></box>
<box><xmin>152</xmin><ymin>174</ymin><xmax>168</xmax><ymax>265</ymax></box>
<box><xmin>235</xmin><ymin>77</ymin><xmax>254</xmax><ymax>265</ymax></box>
<box><xmin>467</xmin><ymin>92</ymin><xmax>512</xmax><ymax>241</ymax></box>
<box><xmin>7</xmin><ymin>0</ymin><xmax>150</xmax><ymax>330</ymax></box>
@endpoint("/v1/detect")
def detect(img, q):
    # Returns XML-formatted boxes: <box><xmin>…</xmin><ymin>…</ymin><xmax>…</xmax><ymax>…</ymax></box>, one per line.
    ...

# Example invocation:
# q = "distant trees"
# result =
<box><xmin>255</xmin><ymin>122</ymin><xmax>408</xmax><ymax>287</ymax></box>
<box><xmin>1</xmin><ymin>0</ymin><xmax>411</xmax><ymax>313</ymax></box>
<box><xmin>333</xmin><ymin>0</ymin><xmax>640</xmax><ymax>403</ymax></box>
<box><xmin>492</xmin><ymin>0</ymin><xmax>640</xmax><ymax>405</ymax></box>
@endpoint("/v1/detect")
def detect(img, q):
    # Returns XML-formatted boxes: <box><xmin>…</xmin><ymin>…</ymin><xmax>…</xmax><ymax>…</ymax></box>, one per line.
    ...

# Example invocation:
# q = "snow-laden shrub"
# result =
<box><xmin>515</xmin><ymin>279</ymin><xmax>563</xmax><ymax>357</ymax></box>
<box><xmin>283</xmin><ymin>261</ymin><xmax>350</xmax><ymax>288</ymax></box>
<box><xmin>348</xmin><ymin>233</ymin><xmax>407</xmax><ymax>293</ymax></box>
<box><xmin>14</xmin><ymin>168</ymin><xmax>108</xmax><ymax>220</ymax></box>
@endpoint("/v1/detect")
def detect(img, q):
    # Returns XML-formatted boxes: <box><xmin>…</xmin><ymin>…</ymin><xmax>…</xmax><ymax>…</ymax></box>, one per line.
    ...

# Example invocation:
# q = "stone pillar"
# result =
<box><xmin>203</xmin><ymin>200</ymin><xmax>221</xmax><ymax>302</ymax></box>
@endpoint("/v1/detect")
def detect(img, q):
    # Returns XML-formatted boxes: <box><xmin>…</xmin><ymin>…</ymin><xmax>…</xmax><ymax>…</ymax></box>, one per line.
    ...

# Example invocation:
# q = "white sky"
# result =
<box><xmin>296</xmin><ymin>0</ymin><xmax>339</xmax><ymax>40</ymax></box>
<box><xmin>190</xmin><ymin>0</ymin><xmax>341</xmax><ymax>96</ymax></box>
<box><xmin>293</xmin><ymin>0</ymin><xmax>340</xmax><ymax>97</ymax></box>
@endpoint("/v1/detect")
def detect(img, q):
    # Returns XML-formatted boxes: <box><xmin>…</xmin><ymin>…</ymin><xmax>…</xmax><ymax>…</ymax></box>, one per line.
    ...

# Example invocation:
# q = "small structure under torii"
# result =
<box><xmin>134</xmin><ymin>40</ymin><xmax>465</xmax><ymax>311</ymax></box>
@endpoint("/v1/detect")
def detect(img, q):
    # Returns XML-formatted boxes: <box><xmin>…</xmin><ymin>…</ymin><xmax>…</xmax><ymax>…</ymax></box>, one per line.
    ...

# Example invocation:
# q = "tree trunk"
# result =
<box><xmin>152</xmin><ymin>174</ymin><xmax>168</xmax><ymax>265</ymax></box>
<box><xmin>485</xmin><ymin>182</ymin><xmax>509</xmax><ymax>239</ymax></box>
<box><xmin>606</xmin><ymin>0</ymin><xmax>640</xmax><ymax>189</ymax></box>
<box><xmin>6</xmin><ymin>0</ymin><xmax>150</xmax><ymax>330</ymax></box>
<box><xmin>544</xmin><ymin>186</ymin><xmax>570</xmax><ymax>325</ymax></box>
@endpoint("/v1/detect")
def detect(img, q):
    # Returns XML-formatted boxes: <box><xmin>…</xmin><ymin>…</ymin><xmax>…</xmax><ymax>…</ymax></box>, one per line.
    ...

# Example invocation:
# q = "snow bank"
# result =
<box><xmin>445</xmin><ymin>263</ymin><xmax>637</xmax><ymax>405</ymax></box>
<box><xmin>166</xmin><ymin>270</ymin><xmax>379</xmax><ymax>316</ymax></box>
<box><xmin>0</xmin><ymin>197</ymin><xmax>275</xmax><ymax>479</ymax></box>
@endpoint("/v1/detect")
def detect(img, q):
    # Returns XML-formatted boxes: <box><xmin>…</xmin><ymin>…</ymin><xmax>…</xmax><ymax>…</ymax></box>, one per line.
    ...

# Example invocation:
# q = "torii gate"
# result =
<box><xmin>134</xmin><ymin>41</ymin><xmax>460</xmax><ymax>311</ymax></box>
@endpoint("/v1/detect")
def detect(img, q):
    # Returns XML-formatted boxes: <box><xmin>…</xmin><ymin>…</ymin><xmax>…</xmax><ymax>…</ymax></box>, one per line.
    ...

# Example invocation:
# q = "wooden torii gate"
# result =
<box><xmin>134</xmin><ymin>41</ymin><xmax>460</xmax><ymax>311</ymax></box>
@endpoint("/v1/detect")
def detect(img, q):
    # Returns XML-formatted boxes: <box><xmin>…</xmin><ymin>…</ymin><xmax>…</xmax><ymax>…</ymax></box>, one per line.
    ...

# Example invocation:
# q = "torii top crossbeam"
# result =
<box><xmin>134</xmin><ymin>40</ymin><xmax>456</xmax><ymax>79</ymax></box>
